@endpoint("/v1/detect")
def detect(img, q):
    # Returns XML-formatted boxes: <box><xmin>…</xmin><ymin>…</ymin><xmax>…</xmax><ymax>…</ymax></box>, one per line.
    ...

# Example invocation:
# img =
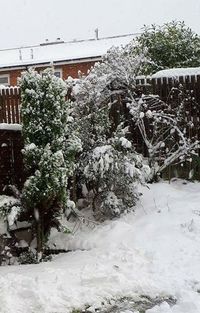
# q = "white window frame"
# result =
<box><xmin>54</xmin><ymin>68</ymin><xmax>63</xmax><ymax>78</ymax></box>
<box><xmin>0</xmin><ymin>74</ymin><xmax>10</xmax><ymax>86</ymax></box>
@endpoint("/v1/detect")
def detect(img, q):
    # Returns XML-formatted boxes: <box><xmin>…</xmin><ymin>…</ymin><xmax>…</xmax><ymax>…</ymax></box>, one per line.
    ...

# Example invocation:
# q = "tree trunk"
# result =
<box><xmin>35</xmin><ymin>209</ymin><xmax>43</xmax><ymax>260</ymax></box>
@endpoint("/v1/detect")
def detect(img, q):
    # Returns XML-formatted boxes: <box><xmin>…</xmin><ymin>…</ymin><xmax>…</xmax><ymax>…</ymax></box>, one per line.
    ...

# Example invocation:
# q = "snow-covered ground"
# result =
<box><xmin>1</xmin><ymin>180</ymin><xmax>200</xmax><ymax>313</ymax></box>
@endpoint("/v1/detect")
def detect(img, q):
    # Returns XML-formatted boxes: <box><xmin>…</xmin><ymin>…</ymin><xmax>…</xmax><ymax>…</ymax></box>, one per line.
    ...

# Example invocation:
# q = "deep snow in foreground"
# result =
<box><xmin>1</xmin><ymin>180</ymin><xmax>200</xmax><ymax>313</ymax></box>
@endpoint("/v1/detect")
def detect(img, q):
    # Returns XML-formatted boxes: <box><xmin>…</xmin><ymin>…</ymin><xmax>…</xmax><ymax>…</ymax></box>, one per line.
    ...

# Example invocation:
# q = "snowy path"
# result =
<box><xmin>0</xmin><ymin>180</ymin><xmax>200</xmax><ymax>313</ymax></box>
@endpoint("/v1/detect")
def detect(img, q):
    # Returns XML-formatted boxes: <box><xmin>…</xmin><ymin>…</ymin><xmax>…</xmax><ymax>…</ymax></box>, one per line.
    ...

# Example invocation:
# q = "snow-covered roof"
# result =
<box><xmin>152</xmin><ymin>67</ymin><xmax>200</xmax><ymax>78</ymax></box>
<box><xmin>0</xmin><ymin>34</ymin><xmax>136</xmax><ymax>69</ymax></box>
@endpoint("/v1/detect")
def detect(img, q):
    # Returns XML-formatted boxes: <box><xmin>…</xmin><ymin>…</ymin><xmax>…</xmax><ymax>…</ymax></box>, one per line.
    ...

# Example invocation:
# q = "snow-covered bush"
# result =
<box><xmin>19</xmin><ymin>68</ymin><xmax>81</xmax><ymax>252</ymax></box>
<box><xmin>18</xmin><ymin>250</ymin><xmax>38</xmax><ymax>265</ymax></box>
<box><xmin>84</xmin><ymin>142</ymin><xmax>149</xmax><ymax>218</ymax></box>
<box><xmin>134</xmin><ymin>21</ymin><xmax>200</xmax><ymax>74</ymax></box>
<box><xmin>67</xmin><ymin>48</ymin><xmax>151</xmax><ymax>218</ymax></box>
<box><xmin>0</xmin><ymin>196</ymin><xmax>21</xmax><ymax>233</ymax></box>
<box><xmin>0</xmin><ymin>196</ymin><xmax>21</xmax><ymax>265</ymax></box>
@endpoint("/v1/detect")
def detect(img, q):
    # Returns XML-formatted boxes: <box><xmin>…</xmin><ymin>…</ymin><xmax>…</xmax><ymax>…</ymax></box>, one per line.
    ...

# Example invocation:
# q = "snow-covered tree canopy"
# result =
<box><xmin>67</xmin><ymin>45</ymin><xmax>148</xmax><ymax>150</ymax></box>
<box><xmin>68</xmin><ymin>44</ymin><xmax>199</xmax><ymax>185</ymax></box>
<box><xmin>66</xmin><ymin>47</ymin><xmax>152</xmax><ymax>218</ymax></box>
<box><xmin>133</xmin><ymin>21</ymin><xmax>200</xmax><ymax>74</ymax></box>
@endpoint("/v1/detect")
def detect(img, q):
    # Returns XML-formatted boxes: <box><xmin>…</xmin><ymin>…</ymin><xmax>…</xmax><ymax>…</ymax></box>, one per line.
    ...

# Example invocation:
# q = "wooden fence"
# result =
<box><xmin>136</xmin><ymin>75</ymin><xmax>200</xmax><ymax>179</ymax></box>
<box><xmin>0</xmin><ymin>76</ymin><xmax>200</xmax><ymax>125</ymax></box>
<box><xmin>0</xmin><ymin>129</ymin><xmax>24</xmax><ymax>192</ymax></box>
<box><xmin>137</xmin><ymin>75</ymin><xmax>200</xmax><ymax>134</ymax></box>
<box><xmin>136</xmin><ymin>74</ymin><xmax>200</xmax><ymax>104</ymax></box>
<box><xmin>0</xmin><ymin>87</ymin><xmax>23</xmax><ymax>192</ymax></box>
<box><xmin>0</xmin><ymin>87</ymin><xmax>21</xmax><ymax>124</ymax></box>
<box><xmin>0</xmin><ymin>75</ymin><xmax>200</xmax><ymax>192</ymax></box>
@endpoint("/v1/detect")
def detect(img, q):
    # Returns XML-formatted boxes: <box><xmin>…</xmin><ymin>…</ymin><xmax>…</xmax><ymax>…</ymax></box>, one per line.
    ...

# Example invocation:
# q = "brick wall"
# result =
<box><xmin>61</xmin><ymin>61</ymin><xmax>96</xmax><ymax>79</ymax></box>
<box><xmin>0</xmin><ymin>60</ymin><xmax>96</xmax><ymax>86</ymax></box>
<box><xmin>0</xmin><ymin>69</ymin><xmax>22</xmax><ymax>86</ymax></box>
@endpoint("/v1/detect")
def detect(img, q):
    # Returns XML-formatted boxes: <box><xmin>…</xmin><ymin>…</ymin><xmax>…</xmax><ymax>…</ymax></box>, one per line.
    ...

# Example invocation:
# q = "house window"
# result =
<box><xmin>54</xmin><ymin>69</ymin><xmax>62</xmax><ymax>78</ymax></box>
<box><xmin>0</xmin><ymin>74</ymin><xmax>10</xmax><ymax>86</ymax></box>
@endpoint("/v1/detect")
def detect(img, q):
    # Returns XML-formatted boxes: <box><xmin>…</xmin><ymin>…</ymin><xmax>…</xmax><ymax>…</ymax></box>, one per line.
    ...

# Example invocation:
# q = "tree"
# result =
<box><xmin>134</xmin><ymin>21</ymin><xmax>200</xmax><ymax>74</ymax></box>
<box><xmin>68</xmin><ymin>43</ymin><xmax>199</xmax><ymax>190</ymax></box>
<box><xmin>19</xmin><ymin>68</ymin><xmax>81</xmax><ymax>253</ymax></box>
<box><xmin>67</xmin><ymin>49</ymin><xmax>151</xmax><ymax>219</ymax></box>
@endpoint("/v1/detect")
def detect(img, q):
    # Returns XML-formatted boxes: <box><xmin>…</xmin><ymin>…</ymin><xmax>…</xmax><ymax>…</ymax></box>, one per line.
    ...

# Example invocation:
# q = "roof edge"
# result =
<box><xmin>0</xmin><ymin>33</ymin><xmax>138</xmax><ymax>52</ymax></box>
<box><xmin>0</xmin><ymin>56</ymin><xmax>102</xmax><ymax>71</ymax></box>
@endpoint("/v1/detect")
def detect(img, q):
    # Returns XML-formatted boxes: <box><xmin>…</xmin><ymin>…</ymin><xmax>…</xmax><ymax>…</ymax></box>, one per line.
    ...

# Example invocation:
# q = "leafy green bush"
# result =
<box><xmin>134</xmin><ymin>21</ymin><xmax>200</xmax><ymax>74</ymax></box>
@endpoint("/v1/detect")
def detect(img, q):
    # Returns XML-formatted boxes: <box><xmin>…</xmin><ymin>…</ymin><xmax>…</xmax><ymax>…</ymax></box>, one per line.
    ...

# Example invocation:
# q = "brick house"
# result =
<box><xmin>0</xmin><ymin>34</ymin><xmax>135</xmax><ymax>86</ymax></box>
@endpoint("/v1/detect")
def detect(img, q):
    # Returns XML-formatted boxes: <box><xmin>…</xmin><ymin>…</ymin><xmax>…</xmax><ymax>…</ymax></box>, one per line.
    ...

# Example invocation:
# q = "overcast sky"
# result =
<box><xmin>0</xmin><ymin>0</ymin><xmax>200</xmax><ymax>49</ymax></box>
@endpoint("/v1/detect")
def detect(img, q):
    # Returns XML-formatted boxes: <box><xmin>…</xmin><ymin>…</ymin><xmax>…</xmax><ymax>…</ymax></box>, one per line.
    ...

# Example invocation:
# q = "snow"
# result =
<box><xmin>0</xmin><ymin>219</ymin><xmax>7</xmax><ymax>235</ymax></box>
<box><xmin>152</xmin><ymin>67</ymin><xmax>200</xmax><ymax>78</ymax></box>
<box><xmin>24</xmin><ymin>143</ymin><xmax>36</xmax><ymax>151</ymax></box>
<box><xmin>0</xmin><ymin>195</ymin><xmax>20</xmax><ymax>235</ymax></box>
<box><xmin>0</xmin><ymin>123</ymin><xmax>22</xmax><ymax>131</ymax></box>
<box><xmin>0</xmin><ymin>34</ymin><xmax>135</xmax><ymax>69</ymax></box>
<box><xmin>120</xmin><ymin>137</ymin><xmax>132</xmax><ymax>149</ymax></box>
<box><xmin>7</xmin><ymin>206</ymin><xmax>20</xmax><ymax>227</ymax></box>
<box><xmin>0</xmin><ymin>86</ymin><xmax>19</xmax><ymax>94</ymax></box>
<box><xmin>1</xmin><ymin>180</ymin><xmax>200</xmax><ymax>312</ymax></box>
<box><xmin>85</xmin><ymin>145</ymin><xmax>114</xmax><ymax>176</ymax></box>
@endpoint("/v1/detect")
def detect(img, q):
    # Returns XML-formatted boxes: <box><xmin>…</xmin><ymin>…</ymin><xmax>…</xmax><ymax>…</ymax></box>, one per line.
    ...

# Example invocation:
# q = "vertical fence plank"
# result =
<box><xmin>15</xmin><ymin>88</ymin><xmax>21</xmax><ymax>124</ymax></box>
<box><xmin>0</xmin><ymin>92</ymin><xmax>3</xmax><ymax>123</ymax></box>
<box><xmin>5</xmin><ymin>89</ymin><xmax>11</xmax><ymax>124</ymax></box>
<box><xmin>10</xmin><ymin>88</ymin><xmax>16</xmax><ymax>124</ymax></box>
<box><xmin>1</xmin><ymin>89</ymin><xmax>7</xmax><ymax>123</ymax></box>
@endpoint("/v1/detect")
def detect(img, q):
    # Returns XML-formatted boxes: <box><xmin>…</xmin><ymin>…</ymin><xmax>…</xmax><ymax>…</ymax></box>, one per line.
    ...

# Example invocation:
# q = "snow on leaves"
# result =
<box><xmin>18</xmin><ymin>68</ymin><xmax>82</xmax><ymax>250</ymax></box>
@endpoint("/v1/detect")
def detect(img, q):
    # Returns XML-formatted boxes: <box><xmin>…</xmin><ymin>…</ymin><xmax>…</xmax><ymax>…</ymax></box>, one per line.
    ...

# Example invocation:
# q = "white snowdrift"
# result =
<box><xmin>0</xmin><ymin>180</ymin><xmax>200</xmax><ymax>313</ymax></box>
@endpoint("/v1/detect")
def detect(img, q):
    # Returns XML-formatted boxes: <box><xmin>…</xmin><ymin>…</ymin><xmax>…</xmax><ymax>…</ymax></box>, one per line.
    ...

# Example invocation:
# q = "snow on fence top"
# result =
<box><xmin>0</xmin><ymin>86</ymin><xmax>19</xmax><ymax>95</ymax></box>
<box><xmin>0</xmin><ymin>34</ymin><xmax>136</xmax><ymax>69</ymax></box>
<box><xmin>152</xmin><ymin>67</ymin><xmax>200</xmax><ymax>79</ymax></box>
<box><xmin>0</xmin><ymin>123</ymin><xmax>21</xmax><ymax>131</ymax></box>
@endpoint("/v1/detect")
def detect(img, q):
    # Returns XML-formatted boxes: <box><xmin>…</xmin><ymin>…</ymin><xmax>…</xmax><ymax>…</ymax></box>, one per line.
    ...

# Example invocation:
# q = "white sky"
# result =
<box><xmin>0</xmin><ymin>0</ymin><xmax>200</xmax><ymax>49</ymax></box>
